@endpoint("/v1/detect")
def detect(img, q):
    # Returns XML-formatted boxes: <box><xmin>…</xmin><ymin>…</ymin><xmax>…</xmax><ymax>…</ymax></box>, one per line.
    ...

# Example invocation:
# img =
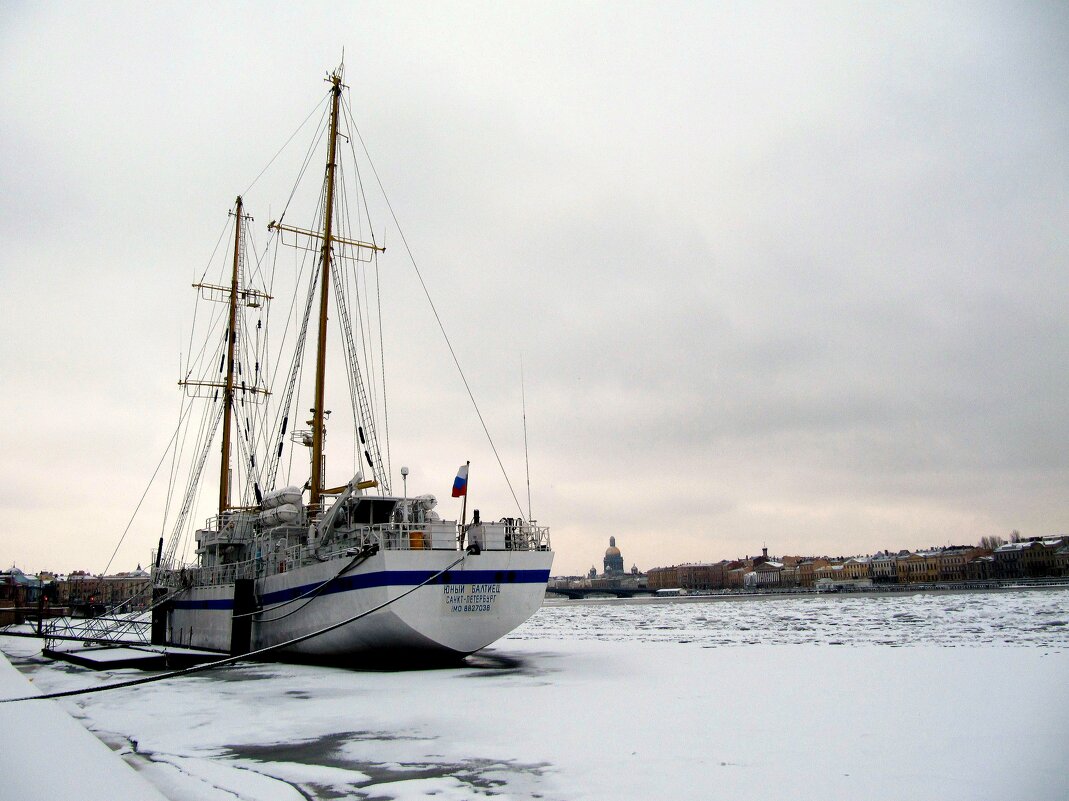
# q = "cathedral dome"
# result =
<box><xmin>603</xmin><ymin>536</ymin><xmax>624</xmax><ymax>575</ymax></box>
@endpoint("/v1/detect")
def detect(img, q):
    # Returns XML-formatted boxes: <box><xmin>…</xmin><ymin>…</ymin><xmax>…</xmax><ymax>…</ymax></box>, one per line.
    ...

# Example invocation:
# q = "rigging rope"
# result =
<box><xmin>241</xmin><ymin>95</ymin><xmax>330</xmax><ymax>198</ymax></box>
<box><xmin>374</xmin><ymin>254</ymin><xmax>392</xmax><ymax>485</ymax></box>
<box><xmin>184</xmin><ymin>214</ymin><xmax>233</xmax><ymax>380</ymax></box>
<box><xmin>348</xmin><ymin>109</ymin><xmax>526</xmax><ymax>517</ymax></box>
<box><xmin>263</xmin><ymin>174</ymin><xmax>327</xmax><ymax>489</ymax></box>
<box><xmin>101</xmin><ymin>401</ymin><xmax>194</xmax><ymax>575</ymax></box>
<box><xmin>265</xmin><ymin>255</ymin><xmax>318</xmax><ymax>487</ymax></box>
<box><xmin>339</xmin><ymin>96</ymin><xmax>392</xmax><ymax>482</ymax></box>
<box><xmin>163</xmin><ymin>404</ymin><xmax>224</xmax><ymax>568</ymax></box>
<box><xmin>329</xmin><ymin>247</ymin><xmax>388</xmax><ymax>490</ymax></box>
<box><xmin>336</xmin><ymin>159</ymin><xmax>389</xmax><ymax>488</ymax></box>
<box><xmin>160</xmin><ymin>373</ymin><xmax>191</xmax><ymax>545</ymax></box>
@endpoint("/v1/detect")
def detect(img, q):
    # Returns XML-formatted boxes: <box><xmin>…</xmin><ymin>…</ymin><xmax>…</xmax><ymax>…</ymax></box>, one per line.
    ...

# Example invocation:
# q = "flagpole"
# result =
<box><xmin>459</xmin><ymin>460</ymin><xmax>470</xmax><ymax>549</ymax></box>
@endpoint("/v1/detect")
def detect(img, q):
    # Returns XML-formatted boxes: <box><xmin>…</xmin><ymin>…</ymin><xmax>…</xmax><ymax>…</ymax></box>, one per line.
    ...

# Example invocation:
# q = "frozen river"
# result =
<box><xmin>2</xmin><ymin>588</ymin><xmax>1067</xmax><ymax>801</ymax></box>
<box><xmin>531</xmin><ymin>586</ymin><xmax>1069</xmax><ymax>647</ymax></box>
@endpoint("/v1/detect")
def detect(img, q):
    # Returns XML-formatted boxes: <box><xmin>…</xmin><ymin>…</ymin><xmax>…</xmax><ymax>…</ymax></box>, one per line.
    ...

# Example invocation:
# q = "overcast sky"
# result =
<box><xmin>2</xmin><ymin>1</ymin><xmax>1067</xmax><ymax>576</ymax></box>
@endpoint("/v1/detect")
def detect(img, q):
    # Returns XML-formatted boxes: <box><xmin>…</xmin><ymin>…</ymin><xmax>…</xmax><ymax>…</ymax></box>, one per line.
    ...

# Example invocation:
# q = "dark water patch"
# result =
<box><xmin>227</xmin><ymin>734</ymin><xmax>551</xmax><ymax>800</ymax></box>
<box><xmin>228</xmin><ymin>730</ymin><xmax>426</xmax><ymax>769</ymax></box>
<box><xmin>357</xmin><ymin>757</ymin><xmax>550</xmax><ymax>792</ymax></box>
<box><xmin>460</xmin><ymin>650</ymin><xmax>552</xmax><ymax>680</ymax></box>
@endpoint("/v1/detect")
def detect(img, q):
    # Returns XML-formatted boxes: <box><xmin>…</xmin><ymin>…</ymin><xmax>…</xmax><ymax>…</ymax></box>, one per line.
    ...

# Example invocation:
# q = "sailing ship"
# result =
<box><xmin>150</xmin><ymin>67</ymin><xmax>553</xmax><ymax>664</ymax></box>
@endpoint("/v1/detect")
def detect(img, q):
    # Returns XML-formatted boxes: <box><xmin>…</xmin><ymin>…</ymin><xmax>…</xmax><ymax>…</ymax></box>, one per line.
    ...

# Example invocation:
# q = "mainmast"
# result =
<box><xmin>218</xmin><ymin>195</ymin><xmax>244</xmax><ymax>519</ymax></box>
<box><xmin>267</xmin><ymin>67</ymin><xmax>386</xmax><ymax>511</ymax></box>
<box><xmin>309</xmin><ymin>69</ymin><xmax>343</xmax><ymax>511</ymax></box>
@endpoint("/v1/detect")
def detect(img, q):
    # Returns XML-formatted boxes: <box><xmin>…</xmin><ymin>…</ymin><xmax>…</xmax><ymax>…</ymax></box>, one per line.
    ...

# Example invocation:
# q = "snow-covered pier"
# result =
<box><xmin>0</xmin><ymin>649</ymin><xmax>169</xmax><ymax>800</ymax></box>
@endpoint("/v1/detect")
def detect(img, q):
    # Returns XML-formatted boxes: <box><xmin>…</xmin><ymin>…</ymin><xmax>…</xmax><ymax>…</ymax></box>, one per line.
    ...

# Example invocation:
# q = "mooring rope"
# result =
<box><xmin>234</xmin><ymin>544</ymin><xmax>378</xmax><ymax>623</ymax></box>
<box><xmin>0</xmin><ymin>550</ymin><xmax>471</xmax><ymax>704</ymax></box>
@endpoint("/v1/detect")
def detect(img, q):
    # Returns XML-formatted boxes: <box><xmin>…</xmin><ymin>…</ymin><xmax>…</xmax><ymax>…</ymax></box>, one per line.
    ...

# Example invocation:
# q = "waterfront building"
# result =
<box><xmin>871</xmin><ymin>553</ymin><xmax>898</xmax><ymax>584</ymax></box>
<box><xmin>937</xmin><ymin>547</ymin><xmax>984</xmax><ymax>582</ymax></box>
<box><xmin>921</xmin><ymin>551</ymin><xmax>941</xmax><ymax>582</ymax></box>
<box><xmin>896</xmin><ymin>553</ymin><xmax>921</xmax><ymax>584</ymax></box>
<box><xmin>1056</xmin><ymin>546</ymin><xmax>1069</xmax><ymax>577</ymax></box>
<box><xmin>895</xmin><ymin>551</ymin><xmax>942</xmax><ymax>584</ymax></box>
<box><xmin>966</xmin><ymin>555</ymin><xmax>995</xmax><ymax>581</ymax></box>
<box><xmin>726</xmin><ymin>565</ymin><xmax>747</xmax><ymax>589</ymax></box>
<box><xmin>676</xmin><ymin>563</ymin><xmax>718</xmax><ymax>591</ymax></box>
<box><xmin>646</xmin><ymin>564</ymin><xmax>720</xmax><ymax>592</ymax></box>
<box><xmin>1038</xmin><ymin>537</ymin><xmax>1068</xmax><ymax>576</ymax></box>
<box><xmin>0</xmin><ymin>567</ymin><xmax>40</xmax><ymax>602</ymax></box>
<box><xmin>797</xmin><ymin>558</ymin><xmax>829</xmax><ymax>587</ymax></box>
<box><xmin>842</xmin><ymin>557</ymin><xmax>871</xmax><ymax>581</ymax></box>
<box><xmin>813</xmin><ymin>561</ymin><xmax>876</xmax><ymax>590</ymax></box>
<box><xmin>993</xmin><ymin>542</ymin><xmax>1025</xmax><ymax>579</ymax></box>
<box><xmin>814</xmin><ymin>563</ymin><xmax>845</xmax><ymax>583</ymax></box>
<box><xmin>709</xmin><ymin>561</ymin><xmax>728</xmax><ymax>589</ymax></box>
<box><xmin>646</xmin><ymin>566</ymin><xmax>679</xmax><ymax>591</ymax></box>
<box><xmin>0</xmin><ymin>567</ymin><xmax>43</xmax><ymax>625</ymax></box>
<box><xmin>994</xmin><ymin>539</ymin><xmax>1064</xmax><ymax>579</ymax></box>
<box><xmin>56</xmin><ymin>568</ymin><xmax>151</xmax><ymax>612</ymax></box>
<box><xmin>780</xmin><ymin>562</ymin><xmax>800</xmax><ymax>587</ymax></box>
<box><xmin>897</xmin><ymin>553</ymin><xmax>920</xmax><ymax>583</ymax></box>
<box><xmin>753</xmin><ymin>560</ymin><xmax>784</xmax><ymax>587</ymax></box>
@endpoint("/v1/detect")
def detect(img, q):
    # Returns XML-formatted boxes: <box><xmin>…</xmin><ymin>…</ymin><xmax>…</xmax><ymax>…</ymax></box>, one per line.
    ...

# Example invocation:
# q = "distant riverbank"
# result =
<box><xmin>546</xmin><ymin>577</ymin><xmax>1069</xmax><ymax>605</ymax></box>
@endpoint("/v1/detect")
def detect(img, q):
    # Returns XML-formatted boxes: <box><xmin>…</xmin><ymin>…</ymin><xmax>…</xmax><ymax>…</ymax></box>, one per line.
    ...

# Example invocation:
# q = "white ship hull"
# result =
<box><xmin>166</xmin><ymin>547</ymin><xmax>552</xmax><ymax>664</ymax></box>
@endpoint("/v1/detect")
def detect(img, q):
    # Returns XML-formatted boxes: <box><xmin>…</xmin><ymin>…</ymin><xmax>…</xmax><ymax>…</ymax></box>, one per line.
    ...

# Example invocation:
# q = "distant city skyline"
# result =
<box><xmin>568</xmin><ymin>530</ymin><xmax>1053</xmax><ymax>580</ymax></box>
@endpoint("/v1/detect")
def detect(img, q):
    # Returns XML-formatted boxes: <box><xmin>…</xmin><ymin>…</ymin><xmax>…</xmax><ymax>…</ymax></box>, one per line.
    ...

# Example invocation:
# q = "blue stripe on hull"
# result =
<box><xmin>172</xmin><ymin>598</ymin><xmax>234</xmax><ymax>610</ymax></box>
<box><xmin>170</xmin><ymin>568</ymin><xmax>551</xmax><ymax>610</ymax></box>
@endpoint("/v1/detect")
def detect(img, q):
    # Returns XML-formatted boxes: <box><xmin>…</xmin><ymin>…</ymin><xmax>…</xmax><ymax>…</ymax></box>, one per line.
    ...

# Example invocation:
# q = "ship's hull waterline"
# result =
<box><xmin>166</xmin><ymin>548</ymin><xmax>553</xmax><ymax>664</ymax></box>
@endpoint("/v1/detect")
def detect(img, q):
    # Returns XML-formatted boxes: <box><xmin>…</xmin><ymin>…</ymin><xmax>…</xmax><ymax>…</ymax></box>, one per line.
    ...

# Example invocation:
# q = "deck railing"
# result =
<box><xmin>158</xmin><ymin>519</ymin><xmax>551</xmax><ymax>588</ymax></box>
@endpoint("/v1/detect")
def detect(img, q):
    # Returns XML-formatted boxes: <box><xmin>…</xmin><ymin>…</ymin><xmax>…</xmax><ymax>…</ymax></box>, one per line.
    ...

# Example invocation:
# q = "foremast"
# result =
<box><xmin>177</xmin><ymin>196</ymin><xmax>268</xmax><ymax>537</ymax></box>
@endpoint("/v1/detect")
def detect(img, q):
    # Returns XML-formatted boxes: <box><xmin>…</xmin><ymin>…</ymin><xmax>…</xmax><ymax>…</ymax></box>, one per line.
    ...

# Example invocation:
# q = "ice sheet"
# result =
<box><xmin>2</xmin><ymin>589</ymin><xmax>1066</xmax><ymax>800</ymax></box>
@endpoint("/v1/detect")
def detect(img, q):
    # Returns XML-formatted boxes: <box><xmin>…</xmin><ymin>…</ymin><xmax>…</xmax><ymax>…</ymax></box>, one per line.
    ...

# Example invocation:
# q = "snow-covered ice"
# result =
<box><xmin>529</xmin><ymin>586</ymin><xmax>1069</xmax><ymax>646</ymax></box>
<box><xmin>2</xmin><ymin>588</ymin><xmax>1066</xmax><ymax>800</ymax></box>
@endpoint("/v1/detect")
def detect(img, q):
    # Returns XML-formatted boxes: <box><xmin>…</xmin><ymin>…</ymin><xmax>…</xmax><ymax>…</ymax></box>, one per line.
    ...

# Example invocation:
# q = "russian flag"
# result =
<box><xmin>451</xmin><ymin>464</ymin><xmax>468</xmax><ymax>498</ymax></box>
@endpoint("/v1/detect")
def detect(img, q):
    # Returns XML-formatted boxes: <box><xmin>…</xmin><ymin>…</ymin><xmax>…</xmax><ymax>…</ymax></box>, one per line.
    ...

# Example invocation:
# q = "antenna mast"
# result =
<box><xmin>521</xmin><ymin>356</ymin><xmax>532</xmax><ymax>521</ymax></box>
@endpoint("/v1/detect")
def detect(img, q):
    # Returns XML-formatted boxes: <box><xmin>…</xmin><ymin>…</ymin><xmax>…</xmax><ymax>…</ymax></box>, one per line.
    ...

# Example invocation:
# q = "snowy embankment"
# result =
<box><xmin>0</xmin><ymin>647</ymin><xmax>169</xmax><ymax>801</ymax></box>
<box><xmin>1</xmin><ymin>589</ymin><xmax>1067</xmax><ymax>801</ymax></box>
